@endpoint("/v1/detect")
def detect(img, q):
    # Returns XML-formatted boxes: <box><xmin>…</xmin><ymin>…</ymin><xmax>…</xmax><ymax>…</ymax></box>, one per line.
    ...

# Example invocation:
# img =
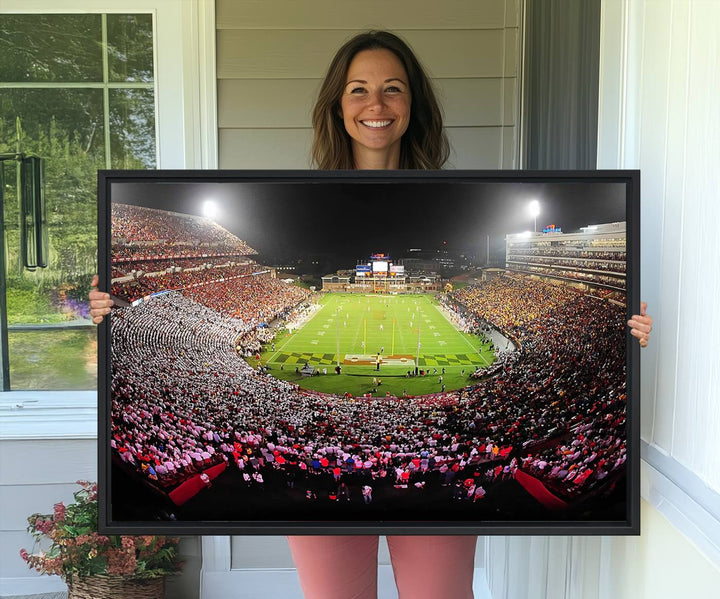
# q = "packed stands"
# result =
<box><xmin>111</xmin><ymin>280</ymin><xmax>626</xmax><ymax>508</ymax></box>
<box><xmin>112</xmin><ymin>203</ymin><xmax>256</xmax><ymax>262</ymax></box>
<box><xmin>109</xmin><ymin>203</ymin><xmax>628</xmax><ymax>513</ymax></box>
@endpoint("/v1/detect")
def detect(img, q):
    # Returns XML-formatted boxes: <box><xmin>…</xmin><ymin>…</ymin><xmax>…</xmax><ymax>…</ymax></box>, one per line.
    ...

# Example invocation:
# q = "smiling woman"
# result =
<box><xmin>340</xmin><ymin>49</ymin><xmax>412</xmax><ymax>169</ymax></box>
<box><xmin>88</xmin><ymin>27</ymin><xmax>653</xmax><ymax>599</ymax></box>
<box><xmin>311</xmin><ymin>30</ymin><xmax>448</xmax><ymax>170</ymax></box>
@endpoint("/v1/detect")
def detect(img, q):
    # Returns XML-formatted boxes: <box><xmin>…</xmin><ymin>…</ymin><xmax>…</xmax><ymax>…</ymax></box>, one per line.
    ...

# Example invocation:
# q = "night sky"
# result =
<box><xmin>110</xmin><ymin>175</ymin><xmax>628</xmax><ymax>268</ymax></box>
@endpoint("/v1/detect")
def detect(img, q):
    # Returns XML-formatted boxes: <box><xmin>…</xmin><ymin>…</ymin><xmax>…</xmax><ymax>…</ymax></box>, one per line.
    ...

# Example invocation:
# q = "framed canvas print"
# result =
<box><xmin>98</xmin><ymin>170</ymin><xmax>640</xmax><ymax>535</ymax></box>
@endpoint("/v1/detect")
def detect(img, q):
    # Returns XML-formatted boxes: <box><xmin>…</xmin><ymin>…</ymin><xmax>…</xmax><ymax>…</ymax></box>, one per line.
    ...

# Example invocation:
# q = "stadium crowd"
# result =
<box><xmin>112</xmin><ymin>257</ymin><xmax>253</xmax><ymax>278</ymax></box>
<box><xmin>452</xmin><ymin>276</ymin><xmax>627</xmax><ymax>493</ymax></box>
<box><xmin>111</xmin><ymin>274</ymin><xmax>627</xmax><ymax>506</ymax></box>
<box><xmin>507</xmin><ymin>265</ymin><xmax>626</xmax><ymax>289</ymax></box>
<box><xmin>507</xmin><ymin>248</ymin><xmax>626</xmax><ymax>261</ymax></box>
<box><xmin>111</xmin><ymin>293</ymin><xmax>511</xmax><ymax>494</ymax></box>
<box><xmin>507</xmin><ymin>255</ymin><xmax>626</xmax><ymax>274</ymax></box>
<box><xmin>110</xmin><ymin>264</ymin><xmax>260</xmax><ymax>303</ymax></box>
<box><xmin>112</xmin><ymin>203</ymin><xmax>256</xmax><ymax>262</ymax></box>
<box><xmin>183</xmin><ymin>275</ymin><xmax>309</xmax><ymax>324</ymax></box>
<box><xmin>108</xmin><ymin>203</ymin><xmax>628</xmax><ymax>509</ymax></box>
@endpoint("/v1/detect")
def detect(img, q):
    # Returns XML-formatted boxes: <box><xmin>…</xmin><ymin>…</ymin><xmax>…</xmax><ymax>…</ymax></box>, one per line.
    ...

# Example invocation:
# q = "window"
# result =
<box><xmin>0</xmin><ymin>13</ymin><xmax>156</xmax><ymax>390</ymax></box>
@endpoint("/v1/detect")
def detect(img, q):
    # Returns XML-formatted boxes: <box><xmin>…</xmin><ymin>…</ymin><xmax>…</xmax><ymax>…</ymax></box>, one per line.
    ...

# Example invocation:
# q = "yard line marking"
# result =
<box><xmin>432</xmin><ymin>301</ymin><xmax>489</xmax><ymax>361</ymax></box>
<box><xmin>269</xmin><ymin>321</ymin><xmax>303</xmax><ymax>361</ymax></box>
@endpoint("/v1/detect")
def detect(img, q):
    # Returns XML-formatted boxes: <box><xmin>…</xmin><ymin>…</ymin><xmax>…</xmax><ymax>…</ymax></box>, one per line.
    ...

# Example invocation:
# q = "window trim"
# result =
<box><xmin>0</xmin><ymin>391</ymin><xmax>96</xmax><ymax>439</ymax></box>
<box><xmin>0</xmin><ymin>1</ymin><xmax>216</xmax><ymax>405</ymax></box>
<box><xmin>3</xmin><ymin>0</ymin><xmax>218</xmax><ymax>170</ymax></box>
<box><xmin>641</xmin><ymin>441</ymin><xmax>720</xmax><ymax>568</ymax></box>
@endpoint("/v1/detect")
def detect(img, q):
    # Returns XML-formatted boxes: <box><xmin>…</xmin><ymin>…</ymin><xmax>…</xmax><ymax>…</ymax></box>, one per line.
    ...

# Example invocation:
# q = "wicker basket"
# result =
<box><xmin>67</xmin><ymin>575</ymin><xmax>164</xmax><ymax>599</ymax></box>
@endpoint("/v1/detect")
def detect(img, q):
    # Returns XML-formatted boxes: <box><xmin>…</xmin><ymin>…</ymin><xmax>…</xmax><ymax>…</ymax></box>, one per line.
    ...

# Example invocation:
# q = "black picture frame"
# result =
<box><xmin>98</xmin><ymin>169</ymin><xmax>640</xmax><ymax>535</ymax></box>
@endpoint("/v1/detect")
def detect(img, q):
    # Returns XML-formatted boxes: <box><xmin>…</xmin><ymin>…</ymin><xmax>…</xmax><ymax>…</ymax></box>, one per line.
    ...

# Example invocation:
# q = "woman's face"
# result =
<box><xmin>340</xmin><ymin>48</ymin><xmax>411</xmax><ymax>167</ymax></box>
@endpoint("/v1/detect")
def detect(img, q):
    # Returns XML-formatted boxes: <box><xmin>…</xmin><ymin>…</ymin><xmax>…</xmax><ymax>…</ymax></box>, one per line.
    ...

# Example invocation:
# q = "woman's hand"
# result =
<box><xmin>628</xmin><ymin>301</ymin><xmax>652</xmax><ymax>348</ymax></box>
<box><xmin>89</xmin><ymin>274</ymin><xmax>113</xmax><ymax>324</ymax></box>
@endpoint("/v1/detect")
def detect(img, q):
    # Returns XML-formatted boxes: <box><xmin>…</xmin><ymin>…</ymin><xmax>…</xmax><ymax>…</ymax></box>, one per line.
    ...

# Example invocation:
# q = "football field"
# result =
<box><xmin>257</xmin><ymin>293</ymin><xmax>495</xmax><ymax>396</ymax></box>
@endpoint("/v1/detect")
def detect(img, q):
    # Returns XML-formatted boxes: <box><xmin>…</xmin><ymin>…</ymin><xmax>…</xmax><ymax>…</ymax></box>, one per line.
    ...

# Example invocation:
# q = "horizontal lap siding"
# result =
<box><xmin>216</xmin><ymin>0</ymin><xmax>517</xmax><ymax>30</ymax></box>
<box><xmin>217</xmin><ymin>0</ymin><xmax>521</xmax><ymax>170</ymax></box>
<box><xmin>219</xmin><ymin>128</ymin><xmax>313</xmax><ymax>169</ymax></box>
<box><xmin>218</xmin><ymin>30</ymin><xmax>512</xmax><ymax>79</ymax></box>
<box><xmin>0</xmin><ymin>439</ymin><xmax>97</xmax><ymax>579</ymax></box>
<box><xmin>219</xmin><ymin>126</ymin><xmax>511</xmax><ymax>169</ymax></box>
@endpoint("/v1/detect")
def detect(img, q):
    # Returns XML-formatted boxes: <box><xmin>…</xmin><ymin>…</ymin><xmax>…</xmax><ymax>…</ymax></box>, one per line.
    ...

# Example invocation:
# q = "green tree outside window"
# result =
<box><xmin>0</xmin><ymin>13</ymin><xmax>155</xmax><ymax>390</ymax></box>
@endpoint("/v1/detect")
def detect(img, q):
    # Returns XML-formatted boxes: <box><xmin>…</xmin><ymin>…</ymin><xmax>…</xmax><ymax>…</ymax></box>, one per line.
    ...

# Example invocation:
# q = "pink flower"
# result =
<box><xmin>53</xmin><ymin>502</ymin><xmax>66</xmax><ymax>522</ymax></box>
<box><xmin>43</xmin><ymin>557</ymin><xmax>64</xmax><ymax>576</ymax></box>
<box><xmin>21</xmin><ymin>481</ymin><xmax>180</xmax><ymax>580</ymax></box>
<box><xmin>107</xmin><ymin>548</ymin><xmax>137</xmax><ymax>576</ymax></box>
<box><xmin>121</xmin><ymin>537</ymin><xmax>135</xmax><ymax>550</ymax></box>
<box><xmin>34</xmin><ymin>518</ymin><xmax>54</xmax><ymax>535</ymax></box>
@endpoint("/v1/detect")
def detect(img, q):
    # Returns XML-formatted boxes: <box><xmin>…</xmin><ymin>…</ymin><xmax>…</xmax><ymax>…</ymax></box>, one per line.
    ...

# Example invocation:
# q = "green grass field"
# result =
<box><xmin>249</xmin><ymin>293</ymin><xmax>495</xmax><ymax>397</ymax></box>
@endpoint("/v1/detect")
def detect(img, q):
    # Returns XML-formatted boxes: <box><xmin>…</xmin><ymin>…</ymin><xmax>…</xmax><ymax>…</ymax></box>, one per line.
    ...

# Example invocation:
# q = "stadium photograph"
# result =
<box><xmin>103</xmin><ymin>174</ymin><xmax>634</xmax><ymax>530</ymax></box>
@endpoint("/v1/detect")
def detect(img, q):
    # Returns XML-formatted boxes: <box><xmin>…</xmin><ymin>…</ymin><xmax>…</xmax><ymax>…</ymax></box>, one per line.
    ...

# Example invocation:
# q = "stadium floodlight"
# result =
<box><xmin>203</xmin><ymin>200</ymin><xmax>218</xmax><ymax>220</ymax></box>
<box><xmin>528</xmin><ymin>200</ymin><xmax>540</xmax><ymax>232</ymax></box>
<box><xmin>520</xmin><ymin>230</ymin><xmax>533</xmax><ymax>238</ymax></box>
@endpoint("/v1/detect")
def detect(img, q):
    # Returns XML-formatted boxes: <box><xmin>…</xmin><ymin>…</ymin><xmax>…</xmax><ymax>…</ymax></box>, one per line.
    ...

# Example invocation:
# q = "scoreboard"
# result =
<box><xmin>355</xmin><ymin>253</ymin><xmax>404</xmax><ymax>279</ymax></box>
<box><xmin>373</xmin><ymin>260</ymin><xmax>388</xmax><ymax>276</ymax></box>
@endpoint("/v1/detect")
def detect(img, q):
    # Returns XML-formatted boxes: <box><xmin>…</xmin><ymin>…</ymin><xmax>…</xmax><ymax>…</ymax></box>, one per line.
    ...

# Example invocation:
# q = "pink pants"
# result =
<box><xmin>287</xmin><ymin>535</ymin><xmax>477</xmax><ymax>599</ymax></box>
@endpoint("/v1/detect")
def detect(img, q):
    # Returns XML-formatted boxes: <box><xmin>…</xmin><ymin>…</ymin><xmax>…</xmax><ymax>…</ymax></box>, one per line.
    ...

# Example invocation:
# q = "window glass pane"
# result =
<box><xmin>8</xmin><ymin>329</ymin><xmax>97</xmax><ymax>390</ymax></box>
<box><xmin>107</xmin><ymin>14</ymin><xmax>154</xmax><ymax>83</ymax></box>
<box><xmin>1</xmin><ymin>13</ymin><xmax>156</xmax><ymax>391</ymax></box>
<box><xmin>110</xmin><ymin>89</ymin><xmax>157</xmax><ymax>169</ymax></box>
<box><xmin>0</xmin><ymin>89</ymin><xmax>106</xmax><ymax>161</ymax></box>
<box><xmin>1</xmin><ymin>88</ymin><xmax>105</xmax><ymax>281</ymax></box>
<box><xmin>0</xmin><ymin>14</ymin><xmax>103</xmax><ymax>82</ymax></box>
<box><xmin>2</xmin><ymin>89</ymin><xmax>103</xmax><ymax>390</ymax></box>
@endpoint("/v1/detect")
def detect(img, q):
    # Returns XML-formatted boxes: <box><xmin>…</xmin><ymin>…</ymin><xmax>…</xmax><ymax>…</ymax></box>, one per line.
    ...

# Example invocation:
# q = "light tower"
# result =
<box><xmin>528</xmin><ymin>200</ymin><xmax>540</xmax><ymax>233</ymax></box>
<box><xmin>203</xmin><ymin>200</ymin><xmax>218</xmax><ymax>221</ymax></box>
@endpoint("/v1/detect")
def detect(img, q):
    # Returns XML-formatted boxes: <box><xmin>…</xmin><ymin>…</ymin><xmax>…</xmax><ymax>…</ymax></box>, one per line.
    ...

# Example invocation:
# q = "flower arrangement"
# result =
<box><xmin>20</xmin><ymin>481</ymin><xmax>182</xmax><ymax>584</ymax></box>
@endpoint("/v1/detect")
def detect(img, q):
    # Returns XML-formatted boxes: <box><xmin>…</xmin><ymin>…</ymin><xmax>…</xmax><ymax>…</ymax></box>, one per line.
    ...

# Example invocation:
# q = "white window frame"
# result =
<box><xmin>0</xmin><ymin>0</ymin><xmax>217</xmax><ymax>438</ymax></box>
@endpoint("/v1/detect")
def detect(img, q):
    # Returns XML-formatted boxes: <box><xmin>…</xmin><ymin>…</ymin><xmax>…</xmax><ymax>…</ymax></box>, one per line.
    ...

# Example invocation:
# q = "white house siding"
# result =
<box><xmin>216</xmin><ymin>0</ymin><xmax>521</xmax><ymax>170</ymax></box>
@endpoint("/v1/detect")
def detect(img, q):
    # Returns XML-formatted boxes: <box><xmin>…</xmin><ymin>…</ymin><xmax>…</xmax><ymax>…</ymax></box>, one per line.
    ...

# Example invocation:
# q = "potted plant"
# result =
<box><xmin>20</xmin><ymin>480</ymin><xmax>182</xmax><ymax>599</ymax></box>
